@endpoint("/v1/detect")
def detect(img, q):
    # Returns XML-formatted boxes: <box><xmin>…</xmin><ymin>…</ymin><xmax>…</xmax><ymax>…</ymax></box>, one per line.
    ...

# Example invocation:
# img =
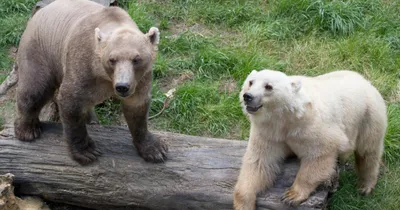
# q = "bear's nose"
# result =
<box><xmin>243</xmin><ymin>93</ymin><xmax>253</xmax><ymax>102</ymax></box>
<box><xmin>115</xmin><ymin>83</ymin><xmax>130</xmax><ymax>94</ymax></box>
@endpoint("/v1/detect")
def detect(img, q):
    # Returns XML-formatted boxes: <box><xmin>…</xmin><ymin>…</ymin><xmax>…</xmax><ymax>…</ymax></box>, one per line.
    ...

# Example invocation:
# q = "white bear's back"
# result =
<box><xmin>298</xmin><ymin>70</ymin><xmax>387</xmax><ymax>145</ymax></box>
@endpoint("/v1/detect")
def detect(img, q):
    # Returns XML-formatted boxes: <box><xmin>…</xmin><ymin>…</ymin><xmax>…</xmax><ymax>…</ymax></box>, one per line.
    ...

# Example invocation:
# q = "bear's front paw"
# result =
<box><xmin>70</xmin><ymin>136</ymin><xmax>102</xmax><ymax>165</ymax></box>
<box><xmin>14</xmin><ymin>118</ymin><xmax>41</xmax><ymax>141</ymax></box>
<box><xmin>135</xmin><ymin>133</ymin><xmax>168</xmax><ymax>163</ymax></box>
<box><xmin>281</xmin><ymin>187</ymin><xmax>308</xmax><ymax>206</ymax></box>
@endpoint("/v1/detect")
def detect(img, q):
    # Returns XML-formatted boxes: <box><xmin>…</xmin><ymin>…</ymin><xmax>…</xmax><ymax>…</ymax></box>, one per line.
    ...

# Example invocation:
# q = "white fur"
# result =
<box><xmin>234</xmin><ymin>69</ymin><xmax>387</xmax><ymax>210</ymax></box>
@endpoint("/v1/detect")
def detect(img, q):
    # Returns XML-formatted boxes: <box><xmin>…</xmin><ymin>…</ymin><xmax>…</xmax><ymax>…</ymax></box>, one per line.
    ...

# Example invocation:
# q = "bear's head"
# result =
<box><xmin>95</xmin><ymin>26</ymin><xmax>160</xmax><ymax>98</ymax></box>
<box><xmin>240</xmin><ymin>69</ymin><xmax>303</xmax><ymax>115</ymax></box>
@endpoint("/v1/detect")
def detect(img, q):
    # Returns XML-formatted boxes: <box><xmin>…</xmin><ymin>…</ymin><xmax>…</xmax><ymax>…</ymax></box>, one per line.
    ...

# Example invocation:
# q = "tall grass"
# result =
<box><xmin>270</xmin><ymin>0</ymin><xmax>372</xmax><ymax>36</ymax></box>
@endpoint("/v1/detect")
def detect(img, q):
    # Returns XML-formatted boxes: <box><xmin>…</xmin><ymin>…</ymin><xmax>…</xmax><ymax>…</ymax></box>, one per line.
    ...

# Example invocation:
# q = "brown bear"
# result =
<box><xmin>14</xmin><ymin>0</ymin><xmax>168</xmax><ymax>165</ymax></box>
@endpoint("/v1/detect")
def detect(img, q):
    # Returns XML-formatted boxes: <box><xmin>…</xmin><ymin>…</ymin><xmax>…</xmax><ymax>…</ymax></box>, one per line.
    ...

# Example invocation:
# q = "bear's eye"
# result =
<box><xmin>265</xmin><ymin>84</ymin><xmax>273</xmax><ymax>91</ymax></box>
<box><xmin>109</xmin><ymin>58</ymin><xmax>117</xmax><ymax>65</ymax></box>
<box><xmin>132</xmin><ymin>57</ymin><xmax>142</xmax><ymax>65</ymax></box>
<box><xmin>249</xmin><ymin>80</ymin><xmax>253</xmax><ymax>87</ymax></box>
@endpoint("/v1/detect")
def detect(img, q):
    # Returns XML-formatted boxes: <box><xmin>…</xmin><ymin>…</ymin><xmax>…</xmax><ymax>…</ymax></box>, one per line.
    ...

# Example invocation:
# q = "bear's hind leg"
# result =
<box><xmin>14</xmin><ymin>63</ymin><xmax>57</xmax><ymax>141</ymax></box>
<box><xmin>355</xmin><ymin>150</ymin><xmax>381</xmax><ymax>195</ymax></box>
<box><xmin>355</xmin><ymin>108</ymin><xmax>385</xmax><ymax>195</ymax></box>
<box><xmin>355</xmin><ymin>132</ymin><xmax>384</xmax><ymax>195</ymax></box>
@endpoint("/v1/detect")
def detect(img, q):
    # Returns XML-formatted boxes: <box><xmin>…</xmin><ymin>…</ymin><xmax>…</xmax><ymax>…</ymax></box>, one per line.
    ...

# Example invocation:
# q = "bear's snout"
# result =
<box><xmin>115</xmin><ymin>83</ymin><xmax>130</xmax><ymax>94</ymax></box>
<box><xmin>243</xmin><ymin>93</ymin><xmax>254</xmax><ymax>103</ymax></box>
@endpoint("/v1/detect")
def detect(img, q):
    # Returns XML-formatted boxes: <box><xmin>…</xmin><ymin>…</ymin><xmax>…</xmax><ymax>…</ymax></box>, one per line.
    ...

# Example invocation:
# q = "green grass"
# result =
<box><xmin>1</xmin><ymin>0</ymin><xmax>399</xmax><ymax>209</ymax></box>
<box><xmin>0</xmin><ymin>116</ymin><xmax>4</xmax><ymax>131</ymax></box>
<box><xmin>0</xmin><ymin>0</ymin><xmax>36</xmax><ymax>83</ymax></box>
<box><xmin>383</xmin><ymin>104</ymin><xmax>400</xmax><ymax>163</ymax></box>
<box><xmin>95</xmin><ymin>98</ymin><xmax>122</xmax><ymax>125</ymax></box>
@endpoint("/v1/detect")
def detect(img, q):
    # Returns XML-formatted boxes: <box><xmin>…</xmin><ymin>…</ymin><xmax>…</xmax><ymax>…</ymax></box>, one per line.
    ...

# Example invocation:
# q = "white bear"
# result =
<box><xmin>233</xmin><ymin>69</ymin><xmax>387</xmax><ymax>210</ymax></box>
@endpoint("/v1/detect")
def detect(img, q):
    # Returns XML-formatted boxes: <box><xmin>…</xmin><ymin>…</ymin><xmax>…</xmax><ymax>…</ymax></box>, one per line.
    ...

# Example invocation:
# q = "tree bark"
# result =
<box><xmin>0</xmin><ymin>123</ymin><xmax>335</xmax><ymax>210</ymax></box>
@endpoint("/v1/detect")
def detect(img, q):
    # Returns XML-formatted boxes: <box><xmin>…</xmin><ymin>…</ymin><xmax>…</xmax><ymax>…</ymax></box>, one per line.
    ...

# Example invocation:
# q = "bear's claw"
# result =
<box><xmin>70</xmin><ymin>137</ymin><xmax>102</xmax><ymax>165</ymax></box>
<box><xmin>281</xmin><ymin>188</ymin><xmax>307</xmax><ymax>206</ymax></box>
<box><xmin>136</xmin><ymin>134</ymin><xmax>168</xmax><ymax>163</ymax></box>
<box><xmin>14</xmin><ymin>118</ymin><xmax>41</xmax><ymax>141</ymax></box>
<box><xmin>72</xmin><ymin>150</ymin><xmax>98</xmax><ymax>165</ymax></box>
<box><xmin>359</xmin><ymin>185</ymin><xmax>374</xmax><ymax>195</ymax></box>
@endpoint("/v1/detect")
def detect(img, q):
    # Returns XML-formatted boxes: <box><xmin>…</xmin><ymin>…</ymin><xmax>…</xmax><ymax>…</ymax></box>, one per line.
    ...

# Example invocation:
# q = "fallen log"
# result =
<box><xmin>0</xmin><ymin>123</ymin><xmax>335</xmax><ymax>210</ymax></box>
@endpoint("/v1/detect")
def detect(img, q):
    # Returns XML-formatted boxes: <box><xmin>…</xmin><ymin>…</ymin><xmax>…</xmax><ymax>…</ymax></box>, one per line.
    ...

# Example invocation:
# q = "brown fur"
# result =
<box><xmin>14</xmin><ymin>0</ymin><xmax>167</xmax><ymax>165</ymax></box>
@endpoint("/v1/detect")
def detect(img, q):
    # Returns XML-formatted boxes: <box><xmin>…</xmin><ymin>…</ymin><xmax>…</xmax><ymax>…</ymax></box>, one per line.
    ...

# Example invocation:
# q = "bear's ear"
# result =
<box><xmin>95</xmin><ymin>28</ymin><xmax>109</xmax><ymax>55</ymax></box>
<box><xmin>248</xmin><ymin>69</ymin><xmax>258</xmax><ymax>77</ymax></box>
<box><xmin>146</xmin><ymin>27</ymin><xmax>160</xmax><ymax>46</ymax></box>
<box><xmin>95</xmin><ymin>28</ymin><xmax>105</xmax><ymax>42</ymax></box>
<box><xmin>95</xmin><ymin>28</ymin><xmax>111</xmax><ymax>45</ymax></box>
<box><xmin>291</xmin><ymin>79</ymin><xmax>302</xmax><ymax>93</ymax></box>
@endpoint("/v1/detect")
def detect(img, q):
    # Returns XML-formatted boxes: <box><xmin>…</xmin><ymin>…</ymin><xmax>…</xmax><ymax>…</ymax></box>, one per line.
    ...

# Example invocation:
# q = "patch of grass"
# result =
<box><xmin>384</xmin><ymin>103</ymin><xmax>400</xmax><ymax>163</ymax></box>
<box><xmin>329</xmin><ymin>161</ymin><xmax>400</xmax><ymax>210</ymax></box>
<box><xmin>160</xmin><ymin>31</ymin><xmax>212</xmax><ymax>56</ymax></box>
<box><xmin>0</xmin><ymin>0</ymin><xmax>35</xmax><ymax>46</ymax></box>
<box><xmin>238</xmin><ymin>19</ymin><xmax>304</xmax><ymax>41</ymax></box>
<box><xmin>149</xmin><ymin>80</ymin><xmax>248</xmax><ymax>139</ymax></box>
<box><xmin>270</xmin><ymin>0</ymin><xmax>373</xmax><ymax>36</ymax></box>
<box><xmin>367</xmin><ymin>1</ymin><xmax>400</xmax><ymax>50</ymax></box>
<box><xmin>193</xmin><ymin>1</ymin><xmax>265</xmax><ymax>28</ymax></box>
<box><xmin>0</xmin><ymin>14</ymin><xmax>29</xmax><ymax>46</ymax></box>
<box><xmin>0</xmin><ymin>0</ymin><xmax>35</xmax><ymax>18</ymax></box>
<box><xmin>129</xmin><ymin>0</ymin><xmax>267</xmax><ymax>28</ymax></box>
<box><xmin>126</xmin><ymin>1</ymin><xmax>155</xmax><ymax>33</ymax></box>
<box><xmin>0</xmin><ymin>116</ymin><xmax>4</xmax><ymax>131</ymax></box>
<box><xmin>0</xmin><ymin>47</ymin><xmax>14</xmax><ymax>83</ymax></box>
<box><xmin>94</xmin><ymin>98</ymin><xmax>121</xmax><ymax>125</ymax></box>
<box><xmin>0</xmin><ymin>0</ymin><xmax>35</xmax><ymax>83</ymax></box>
<box><xmin>134</xmin><ymin>0</ymin><xmax>393</xmax><ymax>40</ymax></box>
